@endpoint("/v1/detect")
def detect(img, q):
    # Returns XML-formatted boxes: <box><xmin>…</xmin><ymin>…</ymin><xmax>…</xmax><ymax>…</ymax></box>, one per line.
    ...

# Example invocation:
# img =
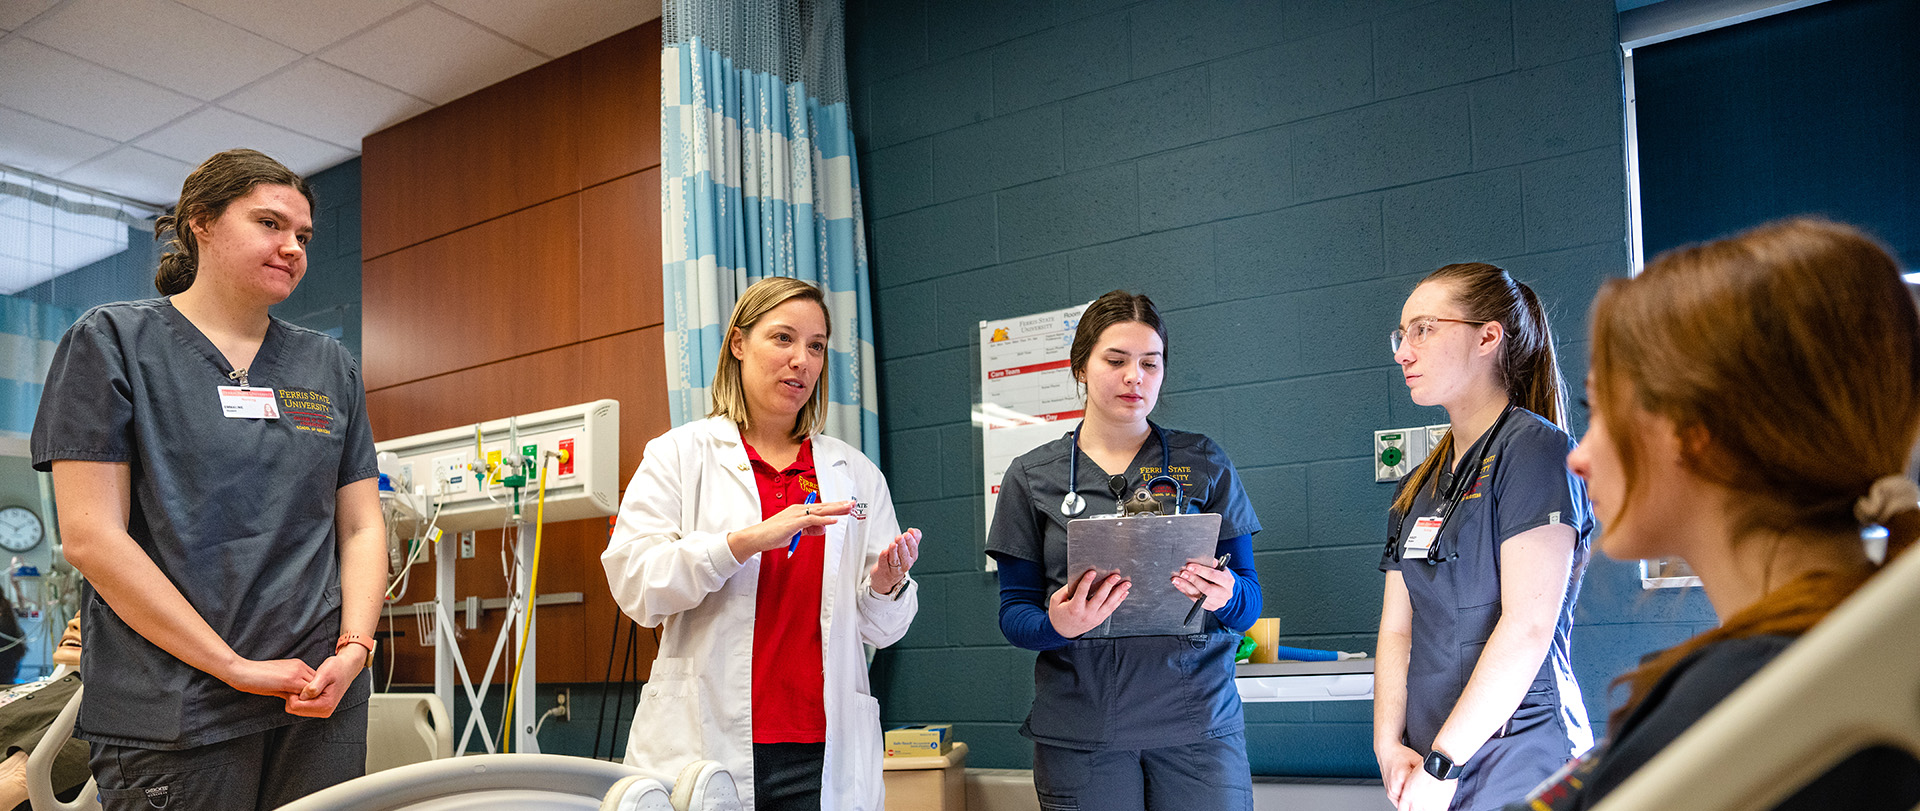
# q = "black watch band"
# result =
<box><xmin>1423</xmin><ymin>749</ymin><xmax>1464</xmax><ymax>780</ymax></box>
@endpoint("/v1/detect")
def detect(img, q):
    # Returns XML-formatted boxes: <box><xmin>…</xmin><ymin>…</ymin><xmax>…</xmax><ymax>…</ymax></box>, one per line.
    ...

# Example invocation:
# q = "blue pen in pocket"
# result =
<box><xmin>789</xmin><ymin>490</ymin><xmax>820</xmax><ymax>553</ymax></box>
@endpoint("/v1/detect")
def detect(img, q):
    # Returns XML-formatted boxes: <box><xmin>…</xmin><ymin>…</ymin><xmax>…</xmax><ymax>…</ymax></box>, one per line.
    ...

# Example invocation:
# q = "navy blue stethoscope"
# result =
<box><xmin>1060</xmin><ymin>420</ymin><xmax>1186</xmax><ymax>517</ymax></box>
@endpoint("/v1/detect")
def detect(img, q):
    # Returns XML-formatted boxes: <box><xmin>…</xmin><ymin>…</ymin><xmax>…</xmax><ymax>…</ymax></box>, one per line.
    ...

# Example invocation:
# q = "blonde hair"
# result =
<box><xmin>1593</xmin><ymin>217</ymin><xmax>1920</xmax><ymax>727</ymax></box>
<box><xmin>708</xmin><ymin>277</ymin><xmax>831</xmax><ymax>441</ymax></box>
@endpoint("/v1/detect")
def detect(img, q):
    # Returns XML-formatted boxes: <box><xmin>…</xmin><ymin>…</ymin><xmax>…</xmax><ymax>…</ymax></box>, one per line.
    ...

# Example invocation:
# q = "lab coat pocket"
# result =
<box><xmin>831</xmin><ymin>693</ymin><xmax>885</xmax><ymax>810</ymax></box>
<box><xmin>634</xmin><ymin>657</ymin><xmax>706</xmax><ymax>759</ymax></box>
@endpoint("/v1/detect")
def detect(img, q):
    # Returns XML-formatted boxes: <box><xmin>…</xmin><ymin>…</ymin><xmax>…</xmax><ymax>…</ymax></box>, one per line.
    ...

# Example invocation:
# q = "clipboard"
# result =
<box><xmin>1066</xmin><ymin>512</ymin><xmax>1223</xmax><ymax>638</ymax></box>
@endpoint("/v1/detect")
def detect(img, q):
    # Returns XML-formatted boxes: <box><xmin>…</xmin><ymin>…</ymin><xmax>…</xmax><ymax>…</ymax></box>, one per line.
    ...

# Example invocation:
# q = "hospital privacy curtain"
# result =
<box><xmin>661</xmin><ymin>0</ymin><xmax>880</xmax><ymax>459</ymax></box>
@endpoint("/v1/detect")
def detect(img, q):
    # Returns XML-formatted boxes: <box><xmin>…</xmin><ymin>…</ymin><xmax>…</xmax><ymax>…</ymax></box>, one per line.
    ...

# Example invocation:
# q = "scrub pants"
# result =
<box><xmin>1033</xmin><ymin>733</ymin><xmax>1253</xmax><ymax>811</ymax></box>
<box><xmin>753</xmin><ymin>742</ymin><xmax>825</xmax><ymax>811</ymax></box>
<box><xmin>88</xmin><ymin>703</ymin><xmax>366</xmax><ymax>811</ymax></box>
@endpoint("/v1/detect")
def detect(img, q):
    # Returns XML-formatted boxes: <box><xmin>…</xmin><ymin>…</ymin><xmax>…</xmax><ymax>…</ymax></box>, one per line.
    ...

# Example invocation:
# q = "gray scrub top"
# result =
<box><xmin>1380</xmin><ymin>408</ymin><xmax>1593</xmax><ymax>809</ymax></box>
<box><xmin>987</xmin><ymin>423</ymin><xmax>1260</xmax><ymax>750</ymax></box>
<box><xmin>31</xmin><ymin>299</ymin><xmax>378</xmax><ymax>749</ymax></box>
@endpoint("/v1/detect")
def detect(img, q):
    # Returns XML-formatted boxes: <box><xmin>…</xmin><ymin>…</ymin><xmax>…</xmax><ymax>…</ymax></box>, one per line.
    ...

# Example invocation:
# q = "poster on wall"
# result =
<box><xmin>977</xmin><ymin>301</ymin><xmax>1090</xmax><ymax>557</ymax></box>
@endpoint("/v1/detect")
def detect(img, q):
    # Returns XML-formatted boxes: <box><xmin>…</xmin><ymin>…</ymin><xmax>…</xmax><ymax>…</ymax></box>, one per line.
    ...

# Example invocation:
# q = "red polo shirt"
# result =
<box><xmin>743</xmin><ymin>438</ymin><xmax>827</xmax><ymax>744</ymax></box>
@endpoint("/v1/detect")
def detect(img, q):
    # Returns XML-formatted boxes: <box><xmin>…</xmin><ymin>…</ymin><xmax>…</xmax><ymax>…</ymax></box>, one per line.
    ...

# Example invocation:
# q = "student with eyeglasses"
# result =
<box><xmin>1373</xmin><ymin>264</ymin><xmax>1596</xmax><ymax>811</ymax></box>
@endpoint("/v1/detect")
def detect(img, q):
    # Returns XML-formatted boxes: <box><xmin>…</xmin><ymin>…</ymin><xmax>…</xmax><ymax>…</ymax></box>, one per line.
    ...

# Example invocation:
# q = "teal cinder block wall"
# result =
<box><xmin>847</xmin><ymin>0</ymin><xmax>1718</xmax><ymax>776</ymax></box>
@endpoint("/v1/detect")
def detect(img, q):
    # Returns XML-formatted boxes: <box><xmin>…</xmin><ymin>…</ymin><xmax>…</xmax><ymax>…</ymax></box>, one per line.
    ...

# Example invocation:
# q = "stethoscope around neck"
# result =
<box><xmin>1060</xmin><ymin>421</ymin><xmax>1185</xmax><ymax>518</ymax></box>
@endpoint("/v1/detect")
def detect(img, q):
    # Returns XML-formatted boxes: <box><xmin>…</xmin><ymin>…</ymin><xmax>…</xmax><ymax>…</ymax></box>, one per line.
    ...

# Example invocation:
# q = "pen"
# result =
<box><xmin>1183</xmin><ymin>553</ymin><xmax>1231</xmax><ymax>624</ymax></box>
<box><xmin>789</xmin><ymin>490</ymin><xmax>820</xmax><ymax>553</ymax></box>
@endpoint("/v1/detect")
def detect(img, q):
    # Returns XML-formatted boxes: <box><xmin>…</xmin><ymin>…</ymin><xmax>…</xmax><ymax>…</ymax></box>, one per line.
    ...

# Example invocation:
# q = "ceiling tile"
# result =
<box><xmin>0</xmin><ymin>0</ymin><xmax>59</xmax><ymax>31</ymax></box>
<box><xmin>0</xmin><ymin>105</ymin><xmax>118</xmax><ymax>175</ymax></box>
<box><xmin>58</xmin><ymin>146</ymin><xmax>195</xmax><ymax>206</ymax></box>
<box><xmin>22</xmin><ymin>0</ymin><xmax>301</xmax><ymax>100</ymax></box>
<box><xmin>223</xmin><ymin>60</ymin><xmax>431</xmax><ymax>149</ymax></box>
<box><xmin>0</xmin><ymin>38</ymin><xmax>200</xmax><ymax>141</ymax></box>
<box><xmin>318</xmin><ymin>4</ymin><xmax>544</xmax><ymax>105</ymax></box>
<box><xmin>172</xmin><ymin>0</ymin><xmax>412</xmax><ymax>54</ymax></box>
<box><xmin>135</xmin><ymin>107</ymin><xmax>355</xmax><ymax>178</ymax></box>
<box><xmin>439</xmin><ymin>0</ymin><xmax>661</xmax><ymax>58</ymax></box>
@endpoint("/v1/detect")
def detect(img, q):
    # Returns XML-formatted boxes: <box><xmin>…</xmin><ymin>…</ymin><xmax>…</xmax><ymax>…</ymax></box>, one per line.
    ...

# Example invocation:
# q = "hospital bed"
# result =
<box><xmin>1592</xmin><ymin>539</ymin><xmax>1920</xmax><ymax>811</ymax></box>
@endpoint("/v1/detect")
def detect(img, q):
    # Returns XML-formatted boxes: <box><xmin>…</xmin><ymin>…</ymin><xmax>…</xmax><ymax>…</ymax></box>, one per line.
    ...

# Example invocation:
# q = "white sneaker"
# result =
<box><xmin>669</xmin><ymin>760</ymin><xmax>743</xmax><ymax>811</ymax></box>
<box><xmin>600</xmin><ymin>775</ymin><xmax>674</xmax><ymax>811</ymax></box>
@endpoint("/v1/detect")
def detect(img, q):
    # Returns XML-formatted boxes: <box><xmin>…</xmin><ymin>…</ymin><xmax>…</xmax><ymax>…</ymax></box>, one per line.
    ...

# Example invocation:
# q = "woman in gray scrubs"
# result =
<box><xmin>1374</xmin><ymin>264</ymin><xmax>1594</xmax><ymax>811</ymax></box>
<box><xmin>987</xmin><ymin>290</ymin><xmax>1264</xmax><ymax>811</ymax></box>
<box><xmin>30</xmin><ymin>149</ymin><xmax>385</xmax><ymax>811</ymax></box>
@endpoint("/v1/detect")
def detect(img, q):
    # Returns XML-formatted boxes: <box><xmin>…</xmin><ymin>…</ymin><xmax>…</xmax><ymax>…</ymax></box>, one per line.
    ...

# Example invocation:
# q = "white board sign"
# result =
<box><xmin>978</xmin><ymin>302</ymin><xmax>1089</xmax><ymax>539</ymax></box>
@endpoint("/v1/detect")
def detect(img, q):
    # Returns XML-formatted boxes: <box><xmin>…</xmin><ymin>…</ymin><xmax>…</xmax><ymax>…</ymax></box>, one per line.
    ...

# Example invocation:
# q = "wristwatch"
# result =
<box><xmin>1423</xmin><ymin>749</ymin><xmax>1464</xmax><ymax>781</ymax></box>
<box><xmin>337</xmin><ymin>633</ymin><xmax>377</xmax><ymax>658</ymax></box>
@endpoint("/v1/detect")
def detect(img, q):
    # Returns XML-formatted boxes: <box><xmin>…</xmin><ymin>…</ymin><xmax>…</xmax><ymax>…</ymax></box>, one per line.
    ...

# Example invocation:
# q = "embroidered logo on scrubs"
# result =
<box><xmin>277</xmin><ymin>388</ymin><xmax>336</xmax><ymax>434</ymax></box>
<box><xmin>1137</xmin><ymin>463</ymin><xmax>1193</xmax><ymax>484</ymax></box>
<box><xmin>1461</xmin><ymin>453</ymin><xmax>1496</xmax><ymax>501</ymax></box>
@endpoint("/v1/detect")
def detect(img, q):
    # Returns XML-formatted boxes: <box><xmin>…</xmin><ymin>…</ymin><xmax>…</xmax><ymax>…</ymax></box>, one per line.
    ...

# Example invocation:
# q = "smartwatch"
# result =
<box><xmin>1423</xmin><ymin>749</ymin><xmax>1464</xmax><ymax>781</ymax></box>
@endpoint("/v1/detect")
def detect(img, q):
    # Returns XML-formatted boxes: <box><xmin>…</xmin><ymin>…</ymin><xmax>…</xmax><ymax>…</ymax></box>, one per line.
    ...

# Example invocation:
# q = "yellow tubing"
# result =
<box><xmin>500</xmin><ymin>455</ymin><xmax>550</xmax><ymax>751</ymax></box>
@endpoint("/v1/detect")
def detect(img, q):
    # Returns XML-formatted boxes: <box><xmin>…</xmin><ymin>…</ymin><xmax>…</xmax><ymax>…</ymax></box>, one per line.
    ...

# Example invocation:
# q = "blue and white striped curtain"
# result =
<box><xmin>0</xmin><ymin>297</ymin><xmax>73</xmax><ymax>438</ymax></box>
<box><xmin>661</xmin><ymin>0</ymin><xmax>880</xmax><ymax>459</ymax></box>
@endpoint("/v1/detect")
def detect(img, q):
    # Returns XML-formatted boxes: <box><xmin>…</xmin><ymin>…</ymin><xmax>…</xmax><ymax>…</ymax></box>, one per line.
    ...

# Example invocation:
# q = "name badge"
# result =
<box><xmin>218</xmin><ymin>386</ymin><xmax>279</xmax><ymax>419</ymax></box>
<box><xmin>850</xmin><ymin>500</ymin><xmax>869</xmax><ymax>520</ymax></box>
<box><xmin>1402</xmin><ymin>515</ymin><xmax>1444</xmax><ymax>560</ymax></box>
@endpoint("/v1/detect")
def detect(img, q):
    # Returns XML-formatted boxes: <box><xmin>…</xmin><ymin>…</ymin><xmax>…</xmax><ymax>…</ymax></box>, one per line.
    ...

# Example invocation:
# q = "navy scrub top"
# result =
<box><xmin>1380</xmin><ymin>408</ymin><xmax>1594</xmax><ymax>809</ymax></box>
<box><xmin>987</xmin><ymin>423</ymin><xmax>1260</xmax><ymax>750</ymax></box>
<box><xmin>31</xmin><ymin>299</ymin><xmax>378</xmax><ymax>750</ymax></box>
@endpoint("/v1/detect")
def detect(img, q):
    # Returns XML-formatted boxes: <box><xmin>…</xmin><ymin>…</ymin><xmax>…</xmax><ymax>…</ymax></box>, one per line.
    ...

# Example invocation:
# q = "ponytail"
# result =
<box><xmin>154</xmin><ymin>210</ymin><xmax>197</xmax><ymax>295</ymax></box>
<box><xmin>1511</xmin><ymin>282</ymin><xmax>1568</xmax><ymax>431</ymax></box>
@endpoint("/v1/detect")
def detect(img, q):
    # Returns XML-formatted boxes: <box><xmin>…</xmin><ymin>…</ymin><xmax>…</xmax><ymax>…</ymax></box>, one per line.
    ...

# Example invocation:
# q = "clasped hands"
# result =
<box><xmin>223</xmin><ymin>645</ymin><xmax>367</xmax><ymax>718</ymax></box>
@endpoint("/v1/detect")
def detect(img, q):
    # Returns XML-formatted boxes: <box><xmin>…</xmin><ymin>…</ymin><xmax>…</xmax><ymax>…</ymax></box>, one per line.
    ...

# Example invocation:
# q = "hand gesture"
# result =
<box><xmin>221</xmin><ymin>657</ymin><xmax>315</xmax><ymax>700</ymax></box>
<box><xmin>1048</xmin><ymin>569</ymin><xmax>1129</xmax><ymax>638</ymax></box>
<box><xmin>1171</xmin><ymin>558</ymin><xmax>1235</xmax><ymax>611</ymax></box>
<box><xmin>286</xmin><ymin>649</ymin><xmax>366</xmax><ymax>718</ymax></box>
<box><xmin>1395</xmin><ymin>768</ymin><xmax>1458</xmax><ymax>811</ymax></box>
<box><xmin>1376</xmin><ymin>743</ymin><xmax>1424</xmax><ymax>806</ymax></box>
<box><xmin>727</xmin><ymin>500</ymin><xmax>852</xmax><ymax>561</ymax></box>
<box><xmin>869</xmin><ymin>528</ymin><xmax>921</xmax><ymax>596</ymax></box>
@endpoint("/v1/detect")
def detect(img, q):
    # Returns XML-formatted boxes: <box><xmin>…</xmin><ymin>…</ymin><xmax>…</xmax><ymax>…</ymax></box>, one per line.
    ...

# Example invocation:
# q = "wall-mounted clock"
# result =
<box><xmin>0</xmin><ymin>506</ymin><xmax>43</xmax><ymax>553</ymax></box>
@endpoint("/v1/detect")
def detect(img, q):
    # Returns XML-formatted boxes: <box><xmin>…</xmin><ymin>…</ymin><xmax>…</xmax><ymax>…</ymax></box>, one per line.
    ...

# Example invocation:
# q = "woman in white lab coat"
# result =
<box><xmin>601</xmin><ymin>277</ymin><xmax>921</xmax><ymax>811</ymax></box>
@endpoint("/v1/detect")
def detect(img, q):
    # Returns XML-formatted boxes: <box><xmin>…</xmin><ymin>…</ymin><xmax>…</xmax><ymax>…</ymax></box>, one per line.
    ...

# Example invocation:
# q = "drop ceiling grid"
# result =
<box><xmin>0</xmin><ymin>0</ymin><xmax>660</xmax><ymax>205</ymax></box>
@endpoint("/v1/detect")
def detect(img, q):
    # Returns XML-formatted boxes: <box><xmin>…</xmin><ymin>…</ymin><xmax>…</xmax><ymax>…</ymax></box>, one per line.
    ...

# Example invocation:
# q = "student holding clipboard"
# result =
<box><xmin>987</xmin><ymin>290</ymin><xmax>1264</xmax><ymax>811</ymax></box>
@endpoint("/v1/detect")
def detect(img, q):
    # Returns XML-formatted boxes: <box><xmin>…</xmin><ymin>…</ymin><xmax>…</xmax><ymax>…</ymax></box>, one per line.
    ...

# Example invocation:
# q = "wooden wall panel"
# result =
<box><xmin>580</xmin><ymin>169</ymin><xmax>664</xmax><ymax>341</ymax></box>
<box><xmin>577</xmin><ymin>327</ymin><xmax>671</xmax><ymax>485</ymax></box>
<box><xmin>578</xmin><ymin>22</ymin><xmax>662</xmax><ymax>188</ymax></box>
<box><xmin>363</xmin><ymin>20</ymin><xmax>665</xmax><ymax>686</ymax></box>
<box><xmin>363</xmin><ymin>58</ymin><xmax>581</xmax><ymax>259</ymax></box>
<box><xmin>363</xmin><ymin>197</ymin><xmax>583</xmax><ymax>389</ymax></box>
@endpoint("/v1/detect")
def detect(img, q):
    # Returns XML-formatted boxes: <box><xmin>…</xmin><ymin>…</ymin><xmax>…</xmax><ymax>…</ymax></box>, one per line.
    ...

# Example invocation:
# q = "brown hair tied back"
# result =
<box><xmin>1594</xmin><ymin>217</ymin><xmax>1920</xmax><ymax>727</ymax></box>
<box><xmin>154</xmin><ymin>149</ymin><xmax>313</xmax><ymax>295</ymax></box>
<box><xmin>1391</xmin><ymin>263</ymin><xmax>1567</xmax><ymax>516</ymax></box>
<box><xmin>1069</xmin><ymin>290</ymin><xmax>1168</xmax><ymax>386</ymax></box>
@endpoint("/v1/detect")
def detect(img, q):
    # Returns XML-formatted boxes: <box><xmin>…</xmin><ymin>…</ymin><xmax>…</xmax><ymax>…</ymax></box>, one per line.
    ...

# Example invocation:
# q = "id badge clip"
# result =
<box><xmin>1402</xmin><ymin>515</ymin><xmax>1444</xmax><ymax>560</ymax></box>
<box><xmin>218</xmin><ymin>386</ymin><xmax>279</xmax><ymax>419</ymax></box>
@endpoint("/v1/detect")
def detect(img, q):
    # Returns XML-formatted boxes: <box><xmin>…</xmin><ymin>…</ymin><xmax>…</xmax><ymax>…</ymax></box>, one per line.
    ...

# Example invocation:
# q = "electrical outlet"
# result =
<box><xmin>555</xmin><ymin>688</ymin><xmax>570</xmax><ymax>722</ymax></box>
<box><xmin>459</xmin><ymin>530</ymin><xmax>476</xmax><ymax>559</ymax></box>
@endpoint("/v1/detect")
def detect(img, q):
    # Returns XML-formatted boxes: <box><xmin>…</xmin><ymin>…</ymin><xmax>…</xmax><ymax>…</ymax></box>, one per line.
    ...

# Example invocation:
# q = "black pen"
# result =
<box><xmin>1183</xmin><ymin>553</ymin><xmax>1231</xmax><ymax>624</ymax></box>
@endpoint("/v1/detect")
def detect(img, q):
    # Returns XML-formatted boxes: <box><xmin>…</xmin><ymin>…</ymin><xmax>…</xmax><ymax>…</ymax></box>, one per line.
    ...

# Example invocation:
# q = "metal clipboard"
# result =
<box><xmin>1065</xmin><ymin>512</ymin><xmax>1222</xmax><ymax>638</ymax></box>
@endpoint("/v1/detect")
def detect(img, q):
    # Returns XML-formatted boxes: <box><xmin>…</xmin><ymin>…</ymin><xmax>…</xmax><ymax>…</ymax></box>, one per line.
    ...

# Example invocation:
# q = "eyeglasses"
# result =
<box><xmin>1390</xmin><ymin>317</ymin><xmax>1490</xmax><ymax>353</ymax></box>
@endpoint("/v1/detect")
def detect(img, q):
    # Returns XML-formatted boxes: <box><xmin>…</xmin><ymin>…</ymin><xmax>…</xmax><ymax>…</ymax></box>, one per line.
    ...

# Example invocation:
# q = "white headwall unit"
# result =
<box><xmin>374</xmin><ymin>399</ymin><xmax>620</xmax><ymax>532</ymax></box>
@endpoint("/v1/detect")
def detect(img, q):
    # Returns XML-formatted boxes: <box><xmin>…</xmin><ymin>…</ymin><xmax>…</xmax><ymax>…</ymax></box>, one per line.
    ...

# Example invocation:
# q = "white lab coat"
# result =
<box><xmin>601</xmin><ymin>416</ymin><xmax>918</xmax><ymax>811</ymax></box>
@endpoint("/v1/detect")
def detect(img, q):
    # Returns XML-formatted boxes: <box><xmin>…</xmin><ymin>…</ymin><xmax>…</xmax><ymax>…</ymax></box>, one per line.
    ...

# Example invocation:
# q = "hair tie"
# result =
<box><xmin>1853</xmin><ymin>475</ymin><xmax>1920</xmax><ymax>526</ymax></box>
